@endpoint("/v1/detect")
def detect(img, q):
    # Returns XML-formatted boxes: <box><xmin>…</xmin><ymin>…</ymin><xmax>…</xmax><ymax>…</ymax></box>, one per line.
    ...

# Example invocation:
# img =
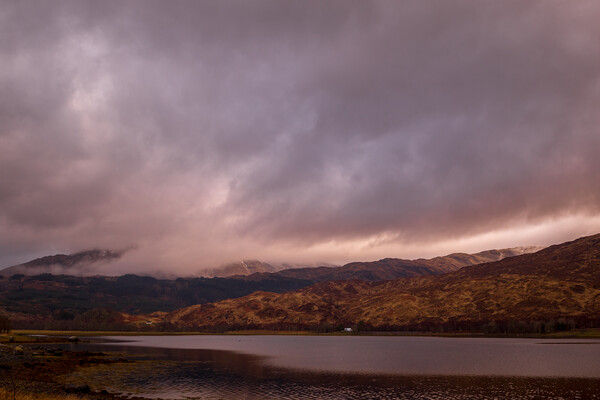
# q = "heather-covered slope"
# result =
<box><xmin>163</xmin><ymin>234</ymin><xmax>600</xmax><ymax>331</ymax></box>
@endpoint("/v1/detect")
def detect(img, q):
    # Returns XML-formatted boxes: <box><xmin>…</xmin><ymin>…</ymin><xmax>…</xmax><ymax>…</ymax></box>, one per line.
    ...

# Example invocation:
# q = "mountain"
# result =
<box><xmin>0</xmin><ymin>252</ymin><xmax>292</xmax><ymax>279</ymax></box>
<box><xmin>162</xmin><ymin>235</ymin><xmax>600</xmax><ymax>332</ymax></box>
<box><xmin>235</xmin><ymin>246</ymin><xmax>541</xmax><ymax>283</ymax></box>
<box><xmin>0</xmin><ymin>245</ymin><xmax>541</xmax><ymax>329</ymax></box>
<box><xmin>202</xmin><ymin>260</ymin><xmax>343</xmax><ymax>278</ymax></box>
<box><xmin>201</xmin><ymin>260</ymin><xmax>282</xmax><ymax>278</ymax></box>
<box><xmin>0</xmin><ymin>250</ymin><xmax>123</xmax><ymax>276</ymax></box>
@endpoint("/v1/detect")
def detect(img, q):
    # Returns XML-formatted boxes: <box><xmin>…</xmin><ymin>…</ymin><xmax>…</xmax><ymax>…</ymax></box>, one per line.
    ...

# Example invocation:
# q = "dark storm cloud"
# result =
<box><xmin>1</xmin><ymin>1</ymin><xmax>600</xmax><ymax>272</ymax></box>
<box><xmin>228</xmin><ymin>1</ymin><xmax>600</xmax><ymax>239</ymax></box>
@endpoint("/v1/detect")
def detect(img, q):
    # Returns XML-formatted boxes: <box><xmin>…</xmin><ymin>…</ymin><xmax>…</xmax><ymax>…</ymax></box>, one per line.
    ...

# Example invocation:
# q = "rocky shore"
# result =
<box><xmin>0</xmin><ymin>336</ymin><xmax>146</xmax><ymax>400</ymax></box>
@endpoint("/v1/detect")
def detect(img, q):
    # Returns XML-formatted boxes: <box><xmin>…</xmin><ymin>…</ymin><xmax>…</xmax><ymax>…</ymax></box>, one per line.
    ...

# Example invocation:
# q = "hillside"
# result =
<box><xmin>163</xmin><ymin>234</ymin><xmax>600</xmax><ymax>332</ymax></box>
<box><xmin>0</xmin><ymin>273</ymin><xmax>313</xmax><ymax>328</ymax></box>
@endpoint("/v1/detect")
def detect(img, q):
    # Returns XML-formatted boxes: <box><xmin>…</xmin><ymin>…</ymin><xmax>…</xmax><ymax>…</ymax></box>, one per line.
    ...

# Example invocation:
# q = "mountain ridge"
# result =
<box><xmin>1</xmin><ymin>246</ymin><xmax>540</xmax><ymax>279</ymax></box>
<box><xmin>232</xmin><ymin>246</ymin><xmax>543</xmax><ymax>283</ymax></box>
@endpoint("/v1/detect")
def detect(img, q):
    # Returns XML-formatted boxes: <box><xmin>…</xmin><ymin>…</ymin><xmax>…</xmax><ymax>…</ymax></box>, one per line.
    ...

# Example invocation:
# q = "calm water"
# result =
<box><xmin>61</xmin><ymin>335</ymin><xmax>600</xmax><ymax>399</ymax></box>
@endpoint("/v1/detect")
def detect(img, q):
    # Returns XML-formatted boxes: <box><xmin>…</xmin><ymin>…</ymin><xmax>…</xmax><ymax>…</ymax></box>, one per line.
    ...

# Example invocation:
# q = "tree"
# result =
<box><xmin>356</xmin><ymin>320</ymin><xmax>366</xmax><ymax>333</ymax></box>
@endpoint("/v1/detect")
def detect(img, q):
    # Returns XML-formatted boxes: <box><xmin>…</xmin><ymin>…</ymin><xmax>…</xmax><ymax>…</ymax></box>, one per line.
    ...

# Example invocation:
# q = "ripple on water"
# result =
<box><xmin>62</xmin><ymin>359</ymin><xmax>600</xmax><ymax>400</ymax></box>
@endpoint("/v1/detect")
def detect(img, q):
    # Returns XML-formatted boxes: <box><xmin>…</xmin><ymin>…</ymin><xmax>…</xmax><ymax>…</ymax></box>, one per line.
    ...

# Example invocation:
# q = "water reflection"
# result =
<box><xmin>94</xmin><ymin>335</ymin><xmax>600</xmax><ymax>377</ymax></box>
<box><xmin>61</xmin><ymin>341</ymin><xmax>600</xmax><ymax>400</ymax></box>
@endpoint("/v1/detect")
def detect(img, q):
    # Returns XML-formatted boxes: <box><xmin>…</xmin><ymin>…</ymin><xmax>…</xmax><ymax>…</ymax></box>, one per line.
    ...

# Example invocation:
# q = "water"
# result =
<box><xmin>61</xmin><ymin>335</ymin><xmax>600</xmax><ymax>399</ymax></box>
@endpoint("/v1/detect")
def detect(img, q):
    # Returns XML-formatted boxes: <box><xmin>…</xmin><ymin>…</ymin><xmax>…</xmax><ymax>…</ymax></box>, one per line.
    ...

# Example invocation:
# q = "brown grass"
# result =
<box><xmin>0</xmin><ymin>389</ymin><xmax>84</xmax><ymax>400</ymax></box>
<box><xmin>11</xmin><ymin>330</ymin><xmax>208</xmax><ymax>336</ymax></box>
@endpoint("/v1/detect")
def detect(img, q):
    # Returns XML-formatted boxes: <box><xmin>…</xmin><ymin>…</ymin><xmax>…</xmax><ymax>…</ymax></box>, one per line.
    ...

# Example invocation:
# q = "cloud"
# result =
<box><xmin>1</xmin><ymin>1</ymin><xmax>600</xmax><ymax>274</ymax></box>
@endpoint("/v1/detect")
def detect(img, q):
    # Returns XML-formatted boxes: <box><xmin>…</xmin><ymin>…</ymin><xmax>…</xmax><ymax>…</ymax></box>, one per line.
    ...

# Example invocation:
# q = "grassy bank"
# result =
<box><xmin>7</xmin><ymin>328</ymin><xmax>600</xmax><ymax>339</ymax></box>
<box><xmin>0</xmin><ymin>339</ymin><xmax>135</xmax><ymax>400</ymax></box>
<box><xmin>10</xmin><ymin>330</ymin><xmax>210</xmax><ymax>337</ymax></box>
<box><xmin>0</xmin><ymin>389</ymin><xmax>86</xmax><ymax>400</ymax></box>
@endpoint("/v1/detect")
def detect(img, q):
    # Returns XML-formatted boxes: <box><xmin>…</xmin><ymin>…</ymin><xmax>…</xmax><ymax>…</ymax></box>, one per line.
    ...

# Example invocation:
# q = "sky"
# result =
<box><xmin>2</xmin><ymin>1</ymin><xmax>600</xmax><ymax>276</ymax></box>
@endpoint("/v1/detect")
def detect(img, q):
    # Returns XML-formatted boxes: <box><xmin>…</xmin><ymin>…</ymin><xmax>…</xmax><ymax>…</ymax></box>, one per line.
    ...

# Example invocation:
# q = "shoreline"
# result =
<box><xmin>0</xmin><ymin>340</ymin><xmax>141</xmax><ymax>400</ymax></box>
<box><xmin>8</xmin><ymin>328</ymin><xmax>600</xmax><ymax>340</ymax></box>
